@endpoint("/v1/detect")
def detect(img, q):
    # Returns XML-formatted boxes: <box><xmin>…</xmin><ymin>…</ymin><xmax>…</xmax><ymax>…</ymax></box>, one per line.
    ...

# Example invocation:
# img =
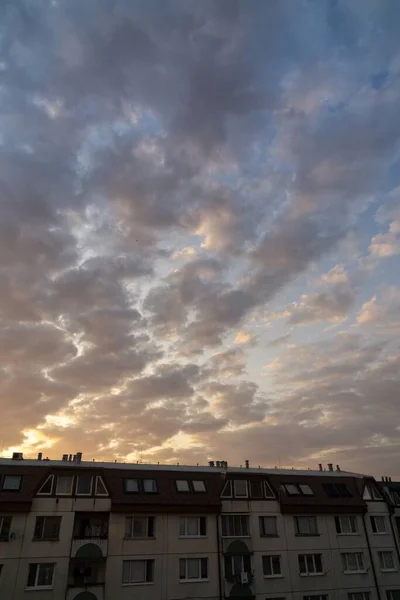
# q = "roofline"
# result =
<box><xmin>0</xmin><ymin>458</ymin><xmax>367</xmax><ymax>477</ymax></box>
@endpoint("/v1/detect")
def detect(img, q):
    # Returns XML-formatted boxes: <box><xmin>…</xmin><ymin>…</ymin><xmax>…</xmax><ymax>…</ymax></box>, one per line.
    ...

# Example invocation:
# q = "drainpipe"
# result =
<box><xmin>216</xmin><ymin>513</ymin><xmax>223</xmax><ymax>600</ymax></box>
<box><xmin>362</xmin><ymin>513</ymin><xmax>381</xmax><ymax>600</ymax></box>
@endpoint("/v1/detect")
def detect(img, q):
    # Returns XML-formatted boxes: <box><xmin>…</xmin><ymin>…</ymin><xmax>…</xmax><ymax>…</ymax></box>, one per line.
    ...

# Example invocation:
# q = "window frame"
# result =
<box><xmin>298</xmin><ymin>484</ymin><xmax>314</xmax><ymax>496</ymax></box>
<box><xmin>221</xmin><ymin>514</ymin><xmax>250</xmax><ymax>537</ymax></box>
<box><xmin>176</xmin><ymin>480</ymin><xmax>190</xmax><ymax>492</ymax></box>
<box><xmin>33</xmin><ymin>516</ymin><xmax>62</xmax><ymax>541</ymax></box>
<box><xmin>298</xmin><ymin>553</ymin><xmax>323</xmax><ymax>576</ymax></box>
<box><xmin>179</xmin><ymin>516</ymin><xmax>207</xmax><ymax>538</ymax></box>
<box><xmin>0</xmin><ymin>516</ymin><xmax>12</xmax><ymax>541</ymax></box>
<box><xmin>193</xmin><ymin>480</ymin><xmax>207</xmax><ymax>493</ymax></box>
<box><xmin>264</xmin><ymin>481</ymin><xmax>275</xmax><ymax>498</ymax></box>
<box><xmin>37</xmin><ymin>475</ymin><xmax>54</xmax><ymax>496</ymax></box>
<box><xmin>124</xmin><ymin>478</ymin><xmax>139</xmax><ymax>493</ymax></box>
<box><xmin>378</xmin><ymin>551</ymin><xmax>396</xmax><ymax>572</ymax></box>
<box><xmin>348</xmin><ymin>593</ymin><xmax>371</xmax><ymax>600</ymax></box>
<box><xmin>179</xmin><ymin>557</ymin><xmax>208</xmax><ymax>582</ymax></box>
<box><xmin>262</xmin><ymin>554</ymin><xmax>282</xmax><ymax>578</ymax></box>
<box><xmin>284</xmin><ymin>483</ymin><xmax>301</xmax><ymax>495</ymax></box>
<box><xmin>259</xmin><ymin>516</ymin><xmax>278</xmax><ymax>537</ymax></box>
<box><xmin>386</xmin><ymin>591</ymin><xmax>400</xmax><ymax>600</ymax></box>
<box><xmin>2</xmin><ymin>475</ymin><xmax>22</xmax><ymax>491</ymax></box>
<box><xmin>143</xmin><ymin>479</ymin><xmax>157</xmax><ymax>493</ymax></box>
<box><xmin>295</xmin><ymin>516</ymin><xmax>319</xmax><ymax>536</ymax></box>
<box><xmin>221</xmin><ymin>480</ymin><xmax>233</xmax><ymax>498</ymax></box>
<box><xmin>124</xmin><ymin>516</ymin><xmax>155</xmax><ymax>539</ymax></box>
<box><xmin>341</xmin><ymin>552</ymin><xmax>365</xmax><ymax>573</ymax></box>
<box><xmin>76</xmin><ymin>475</ymin><xmax>93</xmax><ymax>496</ymax></box>
<box><xmin>370</xmin><ymin>515</ymin><xmax>388</xmax><ymax>534</ymax></box>
<box><xmin>224</xmin><ymin>554</ymin><xmax>252</xmax><ymax>580</ymax></box>
<box><xmin>233</xmin><ymin>480</ymin><xmax>248</xmax><ymax>498</ymax></box>
<box><xmin>335</xmin><ymin>516</ymin><xmax>358</xmax><ymax>535</ymax></box>
<box><xmin>95</xmin><ymin>476</ymin><xmax>108</xmax><ymax>496</ymax></box>
<box><xmin>122</xmin><ymin>559</ymin><xmax>154</xmax><ymax>585</ymax></box>
<box><xmin>26</xmin><ymin>563</ymin><xmax>55</xmax><ymax>589</ymax></box>
<box><xmin>55</xmin><ymin>475</ymin><xmax>74</xmax><ymax>496</ymax></box>
<box><xmin>304</xmin><ymin>596</ymin><xmax>328</xmax><ymax>600</ymax></box>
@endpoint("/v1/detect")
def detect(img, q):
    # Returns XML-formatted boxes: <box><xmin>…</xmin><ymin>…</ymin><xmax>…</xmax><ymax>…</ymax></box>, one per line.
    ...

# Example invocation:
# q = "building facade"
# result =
<box><xmin>0</xmin><ymin>454</ymin><xmax>399</xmax><ymax>600</ymax></box>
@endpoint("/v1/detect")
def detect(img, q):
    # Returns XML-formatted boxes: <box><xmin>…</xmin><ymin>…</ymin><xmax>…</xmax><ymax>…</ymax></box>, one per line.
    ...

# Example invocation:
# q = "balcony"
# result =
<box><xmin>67</xmin><ymin>557</ymin><xmax>106</xmax><ymax>600</ymax></box>
<box><xmin>71</xmin><ymin>514</ymin><xmax>109</xmax><ymax>558</ymax></box>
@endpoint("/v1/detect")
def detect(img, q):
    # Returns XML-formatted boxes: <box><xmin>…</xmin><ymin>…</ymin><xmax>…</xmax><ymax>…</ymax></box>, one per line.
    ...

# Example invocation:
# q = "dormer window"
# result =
<box><xmin>176</xmin><ymin>480</ymin><xmax>190</xmax><ymax>492</ymax></box>
<box><xmin>233</xmin><ymin>480</ymin><xmax>248</xmax><ymax>498</ymax></box>
<box><xmin>2</xmin><ymin>475</ymin><xmax>22</xmax><ymax>491</ymax></box>
<box><xmin>76</xmin><ymin>475</ymin><xmax>93</xmax><ymax>495</ymax></box>
<box><xmin>143</xmin><ymin>479</ymin><xmax>157</xmax><ymax>493</ymax></box>
<box><xmin>193</xmin><ymin>480</ymin><xmax>206</xmax><ymax>492</ymax></box>
<box><xmin>124</xmin><ymin>478</ymin><xmax>139</xmax><ymax>493</ymax></box>
<box><xmin>56</xmin><ymin>476</ymin><xmax>73</xmax><ymax>495</ymax></box>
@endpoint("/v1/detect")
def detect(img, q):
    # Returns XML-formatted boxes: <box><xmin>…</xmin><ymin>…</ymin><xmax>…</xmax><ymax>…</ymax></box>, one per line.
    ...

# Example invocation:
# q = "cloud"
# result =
<box><xmin>369</xmin><ymin>231</ymin><xmax>400</xmax><ymax>258</ymax></box>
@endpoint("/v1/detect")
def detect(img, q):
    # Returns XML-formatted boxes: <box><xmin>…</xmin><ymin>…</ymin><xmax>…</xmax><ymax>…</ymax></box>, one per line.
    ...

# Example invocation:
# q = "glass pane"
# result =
<box><xmin>263</xmin><ymin>556</ymin><xmax>271</xmax><ymax>575</ymax></box>
<box><xmin>250</xmin><ymin>480</ymin><xmax>262</xmax><ymax>498</ymax></box>
<box><xmin>193</xmin><ymin>480</ymin><xmax>206</xmax><ymax>492</ymax></box>
<box><xmin>38</xmin><ymin>564</ymin><xmax>54</xmax><ymax>586</ymax></box>
<box><xmin>37</xmin><ymin>476</ymin><xmax>53</xmax><ymax>495</ymax></box>
<box><xmin>125</xmin><ymin>479</ymin><xmax>138</xmax><ymax>492</ymax></box>
<box><xmin>122</xmin><ymin>561</ymin><xmax>131</xmax><ymax>583</ymax></box>
<box><xmin>179</xmin><ymin>518</ymin><xmax>186</xmax><ymax>536</ymax></box>
<box><xmin>143</xmin><ymin>479</ymin><xmax>157</xmax><ymax>492</ymax></box>
<box><xmin>176</xmin><ymin>480</ymin><xmax>190</xmax><ymax>492</ymax></box>
<box><xmin>179</xmin><ymin>559</ymin><xmax>186</xmax><ymax>579</ymax></box>
<box><xmin>234</xmin><ymin>480</ymin><xmax>247</xmax><ymax>497</ymax></box>
<box><xmin>221</xmin><ymin>480</ymin><xmax>232</xmax><ymax>497</ymax></box>
<box><xmin>263</xmin><ymin>516</ymin><xmax>277</xmax><ymax>535</ymax></box>
<box><xmin>232</xmin><ymin>555</ymin><xmax>242</xmax><ymax>574</ymax></box>
<box><xmin>306</xmin><ymin>555</ymin><xmax>314</xmax><ymax>572</ymax></box>
<box><xmin>95</xmin><ymin>477</ymin><xmax>108</xmax><ymax>495</ymax></box>
<box><xmin>125</xmin><ymin>517</ymin><xmax>132</xmax><ymax>537</ymax></box>
<box><xmin>3</xmin><ymin>476</ymin><xmax>21</xmax><ymax>490</ymax></box>
<box><xmin>131</xmin><ymin>560</ymin><xmax>146</xmax><ymax>582</ymax></box>
<box><xmin>285</xmin><ymin>484</ymin><xmax>300</xmax><ymax>495</ymax></box>
<box><xmin>315</xmin><ymin>555</ymin><xmax>322</xmax><ymax>572</ymax></box>
<box><xmin>272</xmin><ymin>556</ymin><xmax>280</xmax><ymax>574</ymax></box>
<box><xmin>132</xmin><ymin>517</ymin><xmax>146</xmax><ymax>537</ymax></box>
<box><xmin>240</xmin><ymin>515</ymin><xmax>249</xmax><ymax>536</ymax></box>
<box><xmin>187</xmin><ymin>559</ymin><xmax>200</xmax><ymax>579</ymax></box>
<box><xmin>299</xmin><ymin>484</ymin><xmax>314</xmax><ymax>495</ymax></box>
<box><xmin>56</xmin><ymin>476</ymin><xmax>73</xmax><ymax>494</ymax></box>
<box><xmin>200</xmin><ymin>558</ymin><xmax>208</xmax><ymax>579</ymax></box>
<box><xmin>187</xmin><ymin>518</ymin><xmax>199</xmax><ymax>536</ymax></box>
<box><xmin>264</xmin><ymin>481</ymin><xmax>275</xmax><ymax>498</ymax></box>
<box><xmin>77</xmin><ymin>476</ymin><xmax>92</xmax><ymax>494</ymax></box>
<box><xmin>27</xmin><ymin>564</ymin><xmax>37</xmax><ymax>587</ymax></box>
<box><xmin>299</xmin><ymin>555</ymin><xmax>306</xmax><ymax>573</ymax></box>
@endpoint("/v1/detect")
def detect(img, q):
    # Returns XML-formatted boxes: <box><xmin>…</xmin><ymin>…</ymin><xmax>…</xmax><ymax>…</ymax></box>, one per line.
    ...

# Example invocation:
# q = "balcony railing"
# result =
<box><xmin>71</xmin><ymin>537</ymin><xmax>108</xmax><ymax>558</ymax></box>
<box><xmin>73</xmin><ymin>524</ymin><xmax>108</xmax><ymax>539</ymax></box>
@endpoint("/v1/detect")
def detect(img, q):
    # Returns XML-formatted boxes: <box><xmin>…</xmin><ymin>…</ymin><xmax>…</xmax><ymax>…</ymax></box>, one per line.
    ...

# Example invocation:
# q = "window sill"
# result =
<box><xmin>179</xmin><ymin>579</ymin><xmax>209</xmax><ymax>583</ymax></box>
<box><xmin>264</xmin><ymin>574</ymin><xmax>284</xmax><ymax>579</ymax></box>
<box><xmin>343</xmin><ymin>571</ymin><xmax>367</xmax><ymax>575</ymax></box>
<box><xmin>221</xmin><ymin>535</ymin><xmax>250</xmax><ymax>538</ymax></box>
<box><xmin>295</xmin><ymin>533</ymin><xmax>320</xmax><ymax>537</ymax></box>
<box><xmin>122</xmin><ymin>582</ymin><xmax>154</xmax><ymax>586</ymax></box>
<box><xmin>123</xmin><ymin>536</ymin><xmax>155</xmax><ymax>541</ymax></box>
<box><xmin>372</xmin><ymin>532</ymin><xmax>388</xmax><ymax>535</ymax></box>
<box><xmin>381</xmin><ymin>569</ymin><xmax>397</xmax><ymax>573</ymax></box>
<box><xmin>25</xmin><ymin>587</ymin><xmax>54</xmax><ymax>592</ymax></box>
<box><xmin>299</xmin><ymin>572</ymin><xmax>325</xmax><ymax>577</ymax></box>
<box><xmin>337</xmin><ymin>533</ymin><xmax>360</xmax><ymax>536</ymax></box>
<box><xmin>179</xmin><ymin>535</ymin><xmax>208</xmax><ymax>539</ymax></box>
<box><xmin>33</xmin><ymin>539</ymin><xmax>60</xmax><ymax>542</ymax></box>
<box><xmin>260</xmin><ymin>534</ymin><xmax>279</xmax><ymax>538</ymax></box>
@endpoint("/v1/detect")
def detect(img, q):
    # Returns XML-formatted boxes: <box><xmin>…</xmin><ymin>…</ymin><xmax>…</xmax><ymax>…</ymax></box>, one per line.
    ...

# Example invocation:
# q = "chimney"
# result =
<box><xmin>68</xmin><ymin>454</ymin><xmax>72</xmax><ymax>462</ymax></box>
<box><xmin>208</xmin><ymin>461</ymin><xmax>215</xmax><ymax>467</ymax></box>
<box><xmin>37</xmin><ymin>452</ymin><xmax>42</xmax><ymax>461</ymax></box>
<box><xmin>382</xmin><ymin>476</ymin><xmax>385</xmax><ymax>481</ymax></box>
<box><xmin>76</xmin><ymin>452</ymin><xmax>82</xmax><ymax>464</ymax></box>
<box><xmin>389</xmin><ymin>477</ymin><xmax>392</xmax><ymax>482</ymax></box>
<box><xmin>245</xmin><ymin>459</ymin><xmax>250</xmax><ymax>469</ymax></box>
<box><xmin>336</xmin><ymin>465</ymin><xmax>341</xmax><ymax>472</ymax></box>
<box><xmin>328</xmin><ymin>463</ymin><xmax>333</xmax><ymax>472</ymax></box>
<box><xmin>318</xmin><ymin>463</ymin><xmax>323</xmax><ymax>471</ymax></box>
<box><xmin>12</xmin><ymin>452</ymin><xmax>23</xmax><ymax>460</ymax></box>
<box><xmin>62</xmin><ymin>454</ymin><xmax>68</xmax><ymax>462</ymax></box>
<box><xmin>216</xmin><ymin>461</ymin><xmax>221</xmax><ymax>468</ymax></box>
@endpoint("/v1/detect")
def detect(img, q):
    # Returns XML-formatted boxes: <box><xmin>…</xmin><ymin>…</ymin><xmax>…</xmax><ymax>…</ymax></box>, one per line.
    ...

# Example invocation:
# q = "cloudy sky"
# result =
<box><xmin>1</xmin><ymin>0</ymin><xmax>400</xmax><ymax>477</ymax></box>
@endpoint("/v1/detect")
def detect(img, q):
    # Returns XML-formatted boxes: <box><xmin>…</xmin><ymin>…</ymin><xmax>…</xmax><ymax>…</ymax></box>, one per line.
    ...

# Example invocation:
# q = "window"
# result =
<box><xmin>224</xmin><ymin>554</ymin><xmax>251</xmax><ymax>579</ymax></box>
<box><xmin>143</xmin><ymin>479</ymin><xmax>157</xmax><ymax>493</ymax></box>
<box><xmin>56</xmin><ymin>476</ymin><xmax>73</xmax><ymax>495</ymax></box>
<box><xmin>250</xmin><ymin>480</ymin><xmax>263</xmax><ymax>498</ymax></box>
<box><xmin>299</xmin><ymin>484</ymin><xmax>314</xmax><ymax>495</ymax></box>
<box><xmin>298</xmin><ymin>554</ymin><xmax>323</xmax><ymax>575</ymax></box>
<box><xmin>179</xmin><ymin>558</ymin><xmax>208</xmax><ymax>581</ymax></box>
<box><xmin>371</xmin><ymin>516</ymin><xmax>387</xmax><ymax>534</ymax></box>
<box><xmin>37</xmin><ymin>475</ymin><xmax>53</xmax><ymax>495</ymax></box>
<box><xmin>26</xmin><ymin>563</ymin><xmax>55</xmax><ymax>588</ymax></box>
<box><xmin>323</xmin><ymin>483</ymin><xmax>352</xmax><ymax>497</ymax></box>
<box><xmin>124</xmin><ymin>478</ymin><xmax>139</xmax><ymax>493</ymax></box>
<box><xmin>122</xmin><ymin>559</ymin><xmax>154</xmax><ymax>584</ymax></box>
<box><xmin>193</xmin><ymin>480</ymin><xmax>206</xmax><ymax>492</ymax></box>
<box><xmin>179</xmin><ymin>517</ymin><xmax>206</xmax><ymax>537</ymax></box>
<box><xmin>176</xmin><ymin>480</ymin><xmax>190</xmax><ymax>492</ymax></box>
<box><xmin>263</xmin><ymin>555</ymin><xmax>282</xmax><ymax>577</ymax></box>
<box><xmin>341</xmin><ymin>552</ymin><xmax>365</xmax><ymax>573</ymax></box>
<box><xmin>33</xmin><ymin>516</ymin><xmax>61</xmax><ymax>541</ymax></box>
<box><xmin>0</xmin><ymin>564</ymin><xmax>2</xmax><ymax>579</ymax></box>
<box><xmin>221</xmin><ymin>515</ymin><xmax>249</xmax><ymax>537</ymax></box>
<box><xmin>335</xmin><ymin>516</ymin><xmax>357</xmax><ymax>534</ymax></box>
<box><xmin>264</xmin><ymin>481</ymin><xmax>275</xmax><ymax>498</ymax></box>
<box><xmin>348</xmin><ymin>593</ymin><xmax>371</xmax><ymax>600</ymax></box>
<box><xmin>363</xmin><ymin>484</ymin><xmax>382</xmax><ymax>500</ymax></box>
<box><xmin>234</xmin><ymin>480</ymin><xmax>248</xmax><ymax>498</ymax></box>
<box><xmin>259</xmin><ymin>516</ymin><xmax>278</xmax><ymax>537</ymax></box>
<box><xmin>221</xmin><ymin>480</ymin><xmax>232</xmax><ymax>498</ymax></box>
<box><xmin>125</xmin><ymin>516</ymin><xmax>155</xmax><ymax>538</ymax></box>
<box><xmin>295</xmin><ymin>516</ymin><xmax>318</xmax><ymax>536</ymax></box>
<box><xmin>284</xmin><ymin>484</ymin><xmax>301</xmax><ymax>495</ymax></box>
<box><xmin>387</xmin><ymin>592</ymin><xmax>400</xmax><ymax>600</ymax></box>
<box><xmin>2</xmin><ymin>475</ymin><xmax>21</xmax><ymax>491</ymax></box>
<box><xmin>379</xmin><ymin>551</ymin><xmax>396</xmax><ymax>571</ymax></box>
<box><xmin>0</xmin><ymin>516</ymin><xmax>11</xmax><ymax>541</ymax></box>
<box><xmin>76</xmin><ymin>475</ymin><xmax>93</xmax><ymax>495</ymax></box>
<box><xmin>304</xmin><ymin>596</ymin><xmax>328</xmax><ymax>600</ymax></box>
<box><xmin>95</xmin><ymin>476</ymin><xmax>108</xmax><ymax>496</ymax></box>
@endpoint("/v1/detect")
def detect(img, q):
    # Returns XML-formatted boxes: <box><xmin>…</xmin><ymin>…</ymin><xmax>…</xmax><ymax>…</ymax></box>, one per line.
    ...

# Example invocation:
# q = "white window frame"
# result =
<box><xmin>299</xmin><ymin>484</ymin><xmax>314</xmax><ymax>496</ymax></box>
<box><xmin>259</xmin><ymin>516</ymin><xmax>278</xmax><ymax>537</ymax></box>
<box><xmin>295</xmin><ymin>516</ymin><xmax>318</xmax><ymax>536</ymax></box>
<box><xmin>348</xmin><ymin>593</ymin><xmax>371</xmax><ymax>600</ymax></box>
<box><xmin>304</xmin><ymin>595</ymin><xmax>328</xmax><ymax>600</ymax></box>
<box><xmin>176</xmin><ymin>480</ymin><xmax>190</xmax><ymax>492</ymax></box>
<box><xmin>221</xmin><ymin>480</ymin><xmax>233</xmax><ymax>498</ymax></box>
<box><xmin>26</xmin><ymin>563</ymin><xmax>55</xmax><ymax>589</ymax></box>
<box><xmin>76</xmin><ymin>475</ymin><xmax>93</xmax><ymax>496</ymax></box>
<box><xmin>371</xmin><ymin>516</ymin><xmax>387</xmax><ymax>534</ymax></box>
<box><xmin>298</xmin><ymin>554</ymin><xmax>323</xmax><ymax>575</ymax></box>
<box><xmin>193</xmin><ymin>480</ymin><xmax>206</xmax><ymax>492</ymax></box>
<box><xmin>122</xmin><ymin>559</ymin><xmax>154</xmax><ymax>585</ymax></box>
<box><xmin>221</xmin><ymin>514</ymin><xmax>250</xmax><ymax>537</ymax></box>
<box><xmin>263</xmin><ymin>555</ymin><xmax>282</xmax><ymax>578</ymax></box>
<box><xmin>2</xmin><ymin>475</ymin><xmax>22</xmax><ymax>491</ymax></box>
<box><xmin>179</xmin><ymin>557</ymin><xmax>208</xmax><ymax>582</ymax></box>
<box><xmin>124</xmin><ymin>478</ymin><xmax>139</xmax><ymax>493</ymax></box>
<box><xmin>379</xmin><ymin>551</ymin><xmax>396</xmax><ymax>572</ymax></box>
<box><xmin>335</xmin><ymin>516</ymin><xmax>358</xmax><ymax>534</ymax></box>
<box><xmin>179</xmin><ymin>516</ymin><xmax>206</xmax><ymax>538</ymax></box>
<box><xmin>341</xmin><ymin>552</ymin><xmax>365</xmax><ymax>573</ymax></box>
<box><xmin>37</xmin><ymin>475</ymin><xmax>54</xmax><ymax>496</ymax></box>
<box><xmin>55</xmin><ymin>476</ymin><xmax>73</xmax><ymax>496</ymax></box>
<box><xmin>284</xmin><ymin>484</ymin><xmax>300</xmax><ymax>495</ymax></box>
<box><xmin>264</xmin><ymin>481</ymin><xmax>275</xmax><ymax>498</ymax></box>
<box><xmin>234</xmin><ymin>480</ymin><xmax>248</xmax><ymax>498</ymax></box>
<box><xmin>125</xmin><ymin>516</ymin><xmax>154</xmax><ymax>539</ymax></box>
<box><xmin>95</xmin><ymin>476</ymin><xmax>108</xmax><ymax>496</ymax></box>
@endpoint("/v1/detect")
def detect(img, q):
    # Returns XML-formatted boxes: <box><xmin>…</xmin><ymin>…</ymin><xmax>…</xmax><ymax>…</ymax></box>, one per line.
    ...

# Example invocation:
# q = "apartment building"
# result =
<box><xmin>0</xmin><ymin>454</ymin><xmax>399</xmax><ymax>600</ymax></box>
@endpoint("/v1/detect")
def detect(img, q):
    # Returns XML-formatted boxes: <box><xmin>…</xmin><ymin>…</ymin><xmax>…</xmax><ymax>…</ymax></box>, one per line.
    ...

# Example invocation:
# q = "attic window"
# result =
<box><xmin>363</xmin><ymin>484</ymin><xmax>382</xmax><ymax>501</ymax></box>
<box><xmin>2</xmin><ymin>475</ymin><xmax>22</xmax><ymax>491</ymax></box>
<box><xmin>56</xmin><ymin>476</ymin><xmax>73</xmax><ymax>495</ymax></box>
<box><xmin>76</xmin><ymin>475</ymin><xmax>93</xmax><ymax>495</ymax></box>
<box><xmin>95</xmin><ymin>476</ymin><xmax>108</xmax><ymax>496</ymax></box>
<box><xmin>264</xmin><ymin>481</ymin><xmax>275</xmax><ymax>498</ymax></box>
<box><xmin>299</xmin><ymin>484</ymin><xmax>314</xmax><ymax>496</ymax></box>
<box><xmin>124</xmin><ymin>478</ymin><xmax>139</xmax><ymax>493</ymax></box>
<box><xmin>176</xmin><ymin>480</ymin><xmax>190</xmax><ymax>492</ymax></box>
<box><xmin>250</xmin><ymin>480</ymin><xmax>263</xmax><ymax>498</ymax></box>
<box><xmin>234</xmin><ymin>480</ymin><xmax>248</xmax><ymax>498</ymax></box>
<box><xmin>143</xmin><ymin>479</ymin><xmax>157</xmax><ymax>493</ymax></box>
<box><xmin>221</xmin><ymin>480</ymin><xmax>232</xmax><ymax>498</ymax></box>
<box><xmin>284</xmin><ymin>484</ymin><xmax>301</xmax><ymax>495</ymax></box>
<box><xmin>193</xmin><ymin>480</ymin><xmax>206</xmax><ymax>492</ymax></box>
<box><xmin>323</xmin><ymin>483</ymin><xmax>352</xmax><ymax>498</ymax></box>
<box><xmin>37</xmin><ymin>475</ymin><xmax>53</xmax><ymax>495</ymax></box>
